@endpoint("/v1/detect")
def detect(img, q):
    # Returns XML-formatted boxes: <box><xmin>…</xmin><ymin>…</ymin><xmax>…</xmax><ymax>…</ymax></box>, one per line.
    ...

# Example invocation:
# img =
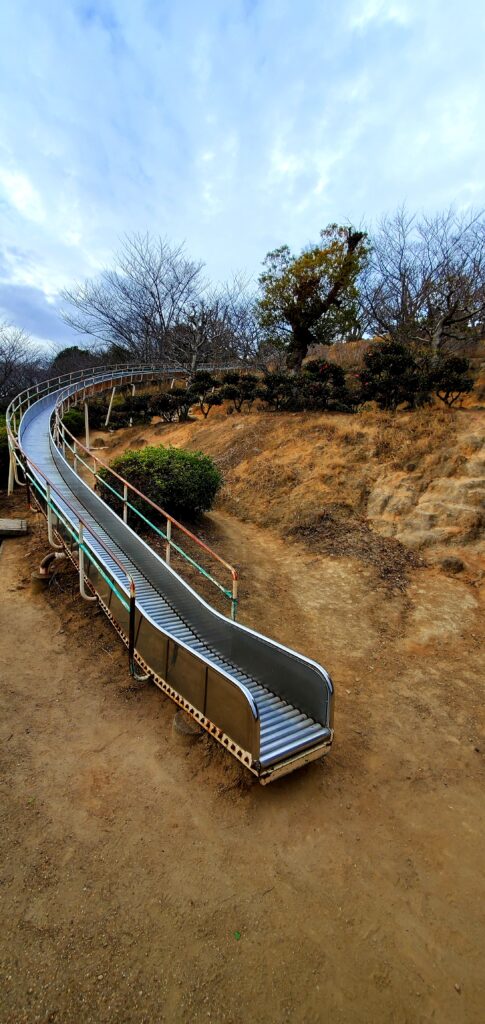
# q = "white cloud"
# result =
<box><xmin>349</xmin><ymin>0</ymin><xmax>412</xmax><ymax>29</ymax></box>
<box><xmin>0</xmin><ymin>168</ymin><xmax>46</xmax><ymax>223</ymax></box>
<box><xmin>0</xmin><ymin>0</ymin><xmax>483</xmax><ymax>337</ymax></box>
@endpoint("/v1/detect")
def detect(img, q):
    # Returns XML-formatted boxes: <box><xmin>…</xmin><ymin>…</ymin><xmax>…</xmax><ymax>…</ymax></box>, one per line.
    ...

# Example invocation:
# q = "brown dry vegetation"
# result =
<box><xmin>102</xmin><ymin>402</ymin><xmax>484</xmax><ymax>585</ymax></box>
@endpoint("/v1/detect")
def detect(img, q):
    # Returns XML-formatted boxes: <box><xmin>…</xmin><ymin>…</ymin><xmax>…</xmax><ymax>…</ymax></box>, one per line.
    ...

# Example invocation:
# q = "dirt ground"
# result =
<box><xmin>1</xmin><ymin>456</ymin><xmax>484</xmax><ymax>1024</ymax></box>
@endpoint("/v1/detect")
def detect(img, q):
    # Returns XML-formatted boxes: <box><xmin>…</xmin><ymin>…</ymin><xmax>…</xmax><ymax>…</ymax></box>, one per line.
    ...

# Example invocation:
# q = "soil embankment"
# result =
<box><xmin>0</xmin><ymin>404</ymin><xmax>484</xmax><ymax>1023</ymax></box>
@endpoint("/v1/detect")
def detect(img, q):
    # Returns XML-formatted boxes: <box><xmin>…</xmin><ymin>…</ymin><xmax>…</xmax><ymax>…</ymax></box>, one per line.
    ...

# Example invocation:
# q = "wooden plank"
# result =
<box><xmin>0</xmin><ymin>519</ymin><xmax>28</xmax><ymax>538</ymax></box>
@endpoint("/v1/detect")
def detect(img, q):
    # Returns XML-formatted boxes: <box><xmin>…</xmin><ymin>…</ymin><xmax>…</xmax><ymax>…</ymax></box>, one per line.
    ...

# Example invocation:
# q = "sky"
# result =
<box><xmin>0</xmin><ymin>0</ymin><xmax>484</xmax><ymax>350</ymax></box>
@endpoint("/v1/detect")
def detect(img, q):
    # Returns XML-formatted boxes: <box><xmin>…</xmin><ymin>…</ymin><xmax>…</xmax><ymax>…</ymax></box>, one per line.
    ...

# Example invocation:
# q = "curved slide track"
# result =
<box><xmin>7</xmin><ymin>365</ymin><xmax>334</xmax><ymax>784</ymax></box>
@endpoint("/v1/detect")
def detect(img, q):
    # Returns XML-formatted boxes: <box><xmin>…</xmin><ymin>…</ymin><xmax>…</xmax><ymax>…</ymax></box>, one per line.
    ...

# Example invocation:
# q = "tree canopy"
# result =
<box><xmin>257</xmin><ymin>224</ymin><xmax>367</xmax><ymax>369</ymax></box>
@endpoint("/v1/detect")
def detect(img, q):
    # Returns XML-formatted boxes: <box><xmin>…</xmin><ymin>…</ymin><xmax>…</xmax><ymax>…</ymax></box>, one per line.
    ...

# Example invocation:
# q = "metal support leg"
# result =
<box><xmin>7</xmin><ymin>449</ymin><xmax>15</xmax><ymax>495</ymax></box>
<box><xmin>128</xmin><ymin>586</ymin><xmax>150</xmax><ymax>681</ymax></box>
<box><xmin>46</xmin><ymin>485</ymin><xmax>63</xmax><ymax>549</ymax></box>
<box><xmin>84</xmin><ymin>401</ymin><xmax>90</xmax><ymax>451</ymax></box>
<box><xmin>105</xmin><ymin>386</ymin><xmax>116</xmax><ymax>427</ymax></box>
<box><xmin>78</xmin><ymin>523</ymin><xmax>96</xmax><ymax>603</ymax></box>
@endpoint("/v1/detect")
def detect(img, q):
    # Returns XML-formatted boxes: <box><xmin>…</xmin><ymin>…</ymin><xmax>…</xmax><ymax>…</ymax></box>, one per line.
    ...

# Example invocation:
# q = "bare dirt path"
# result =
<box><xmin>0</xmin><ymin>493</ymin><xmax>484</xmax><ymax>1024</ymax></box>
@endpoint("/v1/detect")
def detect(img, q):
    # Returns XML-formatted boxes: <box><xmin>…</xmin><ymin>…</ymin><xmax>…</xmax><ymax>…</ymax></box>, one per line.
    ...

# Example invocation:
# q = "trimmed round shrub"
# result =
<box><xmin>359</xmin><ymin>341</ymin><xmax>427</xmax><ymax>410</ymax></box>
<box><xmin>98</xmin><ymin>444</ymin><xmax>222</xmax><ymax>521</ymax></box>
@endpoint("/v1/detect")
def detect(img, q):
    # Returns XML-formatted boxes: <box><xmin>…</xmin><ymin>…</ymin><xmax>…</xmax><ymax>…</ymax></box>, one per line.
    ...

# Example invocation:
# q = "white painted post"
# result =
<box><xmin>105</xmin><ymin>386</ymin><xmax>116</xmax><ymax>427</ymax></box>
<box><xmin>166</xmin><ymin>519</ymin><xmax>171</xmax><ymax>564</ymax></box>
<box><xmin>123</xmin><ymin>483</ymin><xmax>128</xmax><ymax>523</ymax></box>
<box><xmin>7</xmin><ymin>449</ymin><xmax>15</xmax><ymax>495</ymax></box>
<box><xmin>84</xmin><ymin>401</ymin><xmax>90</xmax><ymax>450</ymax></box>
<box><xmin>73</xmin><ymin>440</ymin><xmax>78</xmax><ymax>474</ymax></box>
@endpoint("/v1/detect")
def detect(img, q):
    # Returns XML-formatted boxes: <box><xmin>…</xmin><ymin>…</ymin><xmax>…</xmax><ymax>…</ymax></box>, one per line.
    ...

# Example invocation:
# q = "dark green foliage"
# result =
<box><xmin>257</xmin><ymin>362</ymin><xmax>352</xmax><ymax>413</ymax></box>
<box><xmin>201</xmin><ymin>392</ymin><xmax>224</xmax><ymax>417</ymax></box>
<box><xmin>222</xmin><ymin>374</ymin><xmax>258</xmax><ymax>412</ymax></box>
<box><xmin>150</xmin><ymin>392</ymin><xmax>180</xmax><ymax>422</ymax></box>
<box><xmin>87</xmin><ymin>400</ymin><xmax>110</xmax><ymax>429</ymax></box>
<box><xmin>98</xmin><ymin>445</ymin><xmax>222</xmax><ymax>520</ymax></box>
<box><xmin>187</xmin><ymin>372</ymin><xmax>223</xmax><ymax>418</ymax></box>
<box><xmin>191</xmin><ymin>371</ymin><xmax>218</xmax><ymax>392</ymax></box>
<box><xmin>51</xmin><ymin>346</ymin><xmax>94</xmax><ymax>375</ymax></box>
<box><xmin>62</xmin><ymin>408</ymin><xmax>85</xmax><ymax>436</ymax></box>
<box><xmin>110</xmin><ymin>391</ymin><xmax>151</xmax><ymax>426</ymax></box>
<box><xmin>428</xmin><ymin>356</ymin><xmax>473</xmax><ymax>406</ymax></box>
<box><xmin>256</xmin><ymin>373</ymin><xmax>292</xmax><ymax>411</ymax></box>
<box><xmin>221</xmin><ymin>371</ymin><xmax>242</xmax><ymax>387</ymax></box>
<box><xmin>65</xmin><ymin>400</ymin><xmax>109</xmax><ymax>433</ymax></box>
<box><xmin>301</xmin><ymin>360</ymin><xmax>351</xmax><ymax>410</ymax></box>
<box><xmin>0</xmin><ymin>424</ymin><xmax>9</xmax><ymax>488</ymax></box>
<box><xmin>358</xmin><ymin>342</ymin><xmax>426</xmax><ymax>410</ymax></box>
<box><xmin>171</xmin><ymin>388</ymin><xmax>196</xmax><ymax>422</ymax></box>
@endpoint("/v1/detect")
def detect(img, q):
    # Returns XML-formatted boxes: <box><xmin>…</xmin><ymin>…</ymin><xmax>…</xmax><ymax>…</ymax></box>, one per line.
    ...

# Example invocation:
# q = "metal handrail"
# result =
<box><xmin>6</xmin><ymin>362</ymin><xmax>240</xmax><ymax>619</ymax></box>
<box><xmin>53</xmin><ymin>378</ymin><xmax>239</xmax><ymax>618</ymax></box>
<box><xmin>19</xmin><ymin>449</ymin><xmax>140</xmax><ymax>674</ymax></box>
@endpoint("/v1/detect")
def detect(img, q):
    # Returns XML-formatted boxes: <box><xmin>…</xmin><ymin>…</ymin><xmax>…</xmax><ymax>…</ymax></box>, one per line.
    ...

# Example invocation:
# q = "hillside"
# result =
<box><xmin>100</xmin><ymin>404</ymin><xmax>484</xmax><ymax>584</ymax></box>
<box><xmin>1</xmin><ymin>400</ymin><xmax>484</xmax><ymax>1023</ymax></box>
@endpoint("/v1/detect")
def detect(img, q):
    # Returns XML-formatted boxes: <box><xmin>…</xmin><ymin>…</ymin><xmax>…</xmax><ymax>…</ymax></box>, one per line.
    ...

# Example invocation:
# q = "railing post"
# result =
<box><xmin>78</xmin><ymin>522</ymin><xmax>96</xmax><ymax>602</ymax></box>
<box><xmin>231</xmin><ymin>575</ymin><xmax>238</xmax><ymax>621</ymax></box>
<box><xmin>105</xmin><ymin>386</ymin><xmax>116</xmax><ymax>427</ymax></box>
<box><xmin>123</xmin><ymin>483</ymin><xmax>128</xmax><ymax>523</ymax></box>
<box><xmin>46</xmin><ymin>483</ymin><xmax>53</xmax><ymax>541</ymax></box>
<box><xmin>128</xmin><ymin>581</ymin><xmax>136</xmax><ymax>676</ymax></box>
<box><xmin>84</xmin><ymin>400</ymin><xmax>90</xmax><ymax>450</ymax></box>
<box><xmin>73</xmin><ymin>440</ymin><xmax>78</xmax><ymax>474</ymax></box>
<box><xmin>23</xmin><ymin>459</ymin><xmax>32</xmax><ymax>508</ymax></box>
<box><xmin>7</xmin><ymin>448</ymin><xmax>15</xmax><ymax>495</ymax></box>
<box><xmin>166</xmin><ymin>519</ymin><xmax>171</xmax><ymax>564</ymax></box>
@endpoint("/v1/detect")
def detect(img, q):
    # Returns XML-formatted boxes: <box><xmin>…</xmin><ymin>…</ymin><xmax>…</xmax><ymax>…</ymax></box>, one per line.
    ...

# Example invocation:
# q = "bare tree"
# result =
<box><xmin>221</xmin><ymin>275</ymin><xmax>263</xmax><ymax>364</ymax></box>
<box><xmin>0</xmin><ymin>321</ymin><xmax>43</xmax><ymax>408</ymax></box>
<box><xmin>167</xmin><ymin>291</ymin><xmax>236</xmax><ymax>371</ymax></box>
<box><xmin>362</xmin><ymin>207</ymin><xmax>485</xmax><ymax>356</ymax></box>
<box><xmin>169</xmin><ymin>277</ymin><xmax>266</xmax><ymax>372</ymax></box>
<box><xmin>62</xmin><ymin>234</ymin><xmax>204</xmax><ymax>363</ymax></box>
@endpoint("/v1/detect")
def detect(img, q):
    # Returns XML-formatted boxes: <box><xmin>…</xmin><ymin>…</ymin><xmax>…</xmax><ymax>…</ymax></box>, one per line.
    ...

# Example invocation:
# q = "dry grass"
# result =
<box><xmin>372</xmin><ymin>406</ymin><xmax>457</xmax><ymax>469</ymax></box>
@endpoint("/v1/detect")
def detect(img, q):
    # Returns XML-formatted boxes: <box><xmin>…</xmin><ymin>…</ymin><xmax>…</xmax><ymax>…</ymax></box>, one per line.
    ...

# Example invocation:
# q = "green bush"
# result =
<box><xmin>98</xmin><ymin>444</ymin><xmax>222</xmax><ymax>521</ymax></box>
<box><xmin>0</xmin><ymin>425</ymin><xmax>9</xmax><ymax>489</ymax></box>
<box><xmin>150</xmin><ymin>392</ymin><xmax>180</xmax><ymax>422</ymax></box>
<box><xmin>358</xmin><ymin>342</ymin><xmax>428</xmax><ymax>410</ymax></box>
<box><xmin>257</xmin><ymin>363</ymin><xmax>352</xmax><ymax>412</ymax></box>
<box><xmin>222</xmin><ymin>374</ymin><xmax>258</xmax><ymax>412</ymax></box>
<box><xmin>428</xmin><ymin>356</ymin><xmax>473</xmax><ymax>406</ymax></box>
<box><xmin>62</xmin><ymin>408</ymin><xmax>85</xmax><ymax>436</ymax></box>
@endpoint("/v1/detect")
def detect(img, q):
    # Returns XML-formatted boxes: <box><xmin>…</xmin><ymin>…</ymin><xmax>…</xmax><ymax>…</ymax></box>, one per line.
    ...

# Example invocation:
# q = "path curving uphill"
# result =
<box><xmin>7</xmin><ymin>365</ymin><xmax>334</xmax><ymax>783</ymax></box>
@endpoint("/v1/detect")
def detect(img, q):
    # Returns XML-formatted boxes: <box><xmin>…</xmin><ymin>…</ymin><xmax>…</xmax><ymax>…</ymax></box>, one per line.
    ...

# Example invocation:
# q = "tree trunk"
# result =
<box><xmin>286</xmin><ymin>324</ymin><xmax>314</xmax><ymax>370</ymax></box>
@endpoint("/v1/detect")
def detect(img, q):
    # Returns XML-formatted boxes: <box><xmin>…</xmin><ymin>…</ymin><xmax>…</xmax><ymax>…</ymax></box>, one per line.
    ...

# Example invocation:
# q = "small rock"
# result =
<box><xmin>454</xmin><ymin>983</ymin><xmax>461</xmax><ymax>994</ymax></box>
